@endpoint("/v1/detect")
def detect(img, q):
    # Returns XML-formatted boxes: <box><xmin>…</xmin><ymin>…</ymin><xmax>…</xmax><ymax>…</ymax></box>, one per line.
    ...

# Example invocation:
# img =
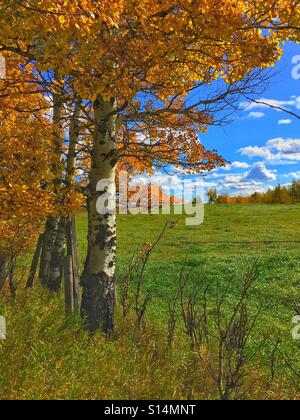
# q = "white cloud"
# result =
<box><xmin>224</xmin><ymin>174</ymin><xmax>243</xmax><ymax>183</ymax></box>
<box><xmin>205</xmin><ymin>162</ymin><xmax>250</xmax><ymax>183</ymax></box>
<box><xmin>239</xmin><ymin>146</ymin><xmax>271</xmax><ymax>159</ymax></box>
<box><xmin>207</xmin><ymin>170</ymin><xmax>246</xmax><ymax>182</ymax></box>
<box><xmin>240</xmin><ymin>96</ymin><xmax>300</xmax><ymax>112</ymax></box>
<box><xmin>278</xmin><ymin>119</ymin><xmax>292</xmax><ymax>125</ymax></box>
<box><xmin>268</xmin><ymin>138</ymin><xmax>300</xmax><ymax>154</ymax></box>
<box><xmin>226</xmin><ymin>161</ymin><xmax>250</xmax><ymax>170</ymax></box>
<box><xmin>215</xmin><ymin>178</ymin><xmax>269</xmax><ymax>197</ymax></box>
<box><xmin>239</xmin><ymin>138</ymin><xmax>300</xmax><ymax>164</ymax></box>
<box><xmin>283</xmin><ymin>171</ymin><xmax>300</xmax><ymax>179</ymax></box>
<box><xmin>132</xmin><ymin>173</ymin><xmax>182</xmax><ymax>189</ymax></box>
<box><xmin>247</xmin><ymin>111</ymin><xmax>265</xmax><ymax>119</ymax></box>
<box><xmin>207</xmin><ymin>172</ymin><xmax>225</xmax><ymax>179</ymax></box>
<box><xmin>210</xmin><ymin>161</ymin><xmax>250</xmax><ymax>172</ymax></box>
<box><xmin>204</xmin><ymin>162</ymin><xmax>277</xmax><ymax>197</ymax></box>
<box><xmin>221</xmin><ymin>181</ymin><xmax>260</xmax><ymax>190</ymax></box>
<box><xmin>243</xmin><ymin>163</ymin><xmax>277</xmax><ymax>182</ymax></box>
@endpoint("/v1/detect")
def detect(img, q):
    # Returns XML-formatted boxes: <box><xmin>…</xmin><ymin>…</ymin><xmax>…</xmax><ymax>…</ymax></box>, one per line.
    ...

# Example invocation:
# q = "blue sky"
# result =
<box><xmin>133</xmin><ymin>42</ymin><xmax>300</xmax><ymax>200</ymax></box>
<box><xmin>200</xmin><ymin>41</ymin><xmax>300</xmax><ymax>197</ymax></box>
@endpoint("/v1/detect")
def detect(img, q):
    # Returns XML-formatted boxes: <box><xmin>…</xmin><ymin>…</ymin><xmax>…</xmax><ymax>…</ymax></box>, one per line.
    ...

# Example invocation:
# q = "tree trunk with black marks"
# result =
<box><xmin>0</xmin><ymin>257</ymin><xmax>7</xmax><ymax>292</ymax></box>
<box><xmin>48</xmin><ymin>217</ymin><xmax>66</xmax><ymax>292</ymax></box>
<box><xmin>39</xmin><ymin>217</ymin><xmax>59</xmax><ymax>287</ymax></box>
<box><xmin>63</xmin><ymin>99</ymin><xmax>81</xmax><ymax>308</ymax></box>
<box><xmin>8</xmin><ymin>256</ymin><xmax>16</xmax><ymax>298</ymax></box>
<box><xmin>40</xmin><ymin>79</ymin><xmax>64</xmax><ymax>289</ymax></box>
<box><xmin>26</xmin><ymin>234</ymin><xmax>44</xmax><ymax>289</ymax></box>
<box><xmin>81</xmin><ymin>97</ymin><xmax>118</xmax><ymax>335</ymax></box>
<box><xmin>67</xmin><ymin>98</ymin><xmax>81</xmax><ymax>185</ymax></box>
<box><xmin>49</xmin><ymin>99</ymin><xmax>82</xmax><ymax>293</ymax></box>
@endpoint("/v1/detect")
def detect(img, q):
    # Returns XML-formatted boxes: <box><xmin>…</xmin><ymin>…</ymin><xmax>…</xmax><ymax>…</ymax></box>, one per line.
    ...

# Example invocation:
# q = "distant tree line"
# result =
<box><xmin>208</xmin><ymin>180</ymin><xmax>300</xmax><ymax>205</ymax></box>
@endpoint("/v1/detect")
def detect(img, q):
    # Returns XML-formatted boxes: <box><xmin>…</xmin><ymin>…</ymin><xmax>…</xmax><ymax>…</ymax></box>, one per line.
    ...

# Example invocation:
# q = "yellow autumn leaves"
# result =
<box><xmin>0</xmin><ymin>56</ymin><xmax>83</xmax><ymax>256</ymax></box>
<box><xmin>0</xmin><ymin>0</ymin><xmax>298</xmax><ymax>104</ymax></box>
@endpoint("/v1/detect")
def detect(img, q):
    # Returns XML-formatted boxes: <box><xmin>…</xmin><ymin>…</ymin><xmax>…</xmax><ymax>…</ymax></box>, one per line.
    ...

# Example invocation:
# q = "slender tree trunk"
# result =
<box><xmin>48</xmin><ymin>217</ymin><xmax>66</xmax><ymax>291</ymax></box>
<box><xmin>0</xmin><ymin>256</ymin><xmax>7</xmax><ymax>291</ymax></box>
<box><xmin>81</xmin><ymin>97</ymin><xmax>118</xmax><ymax>334</ymax></box>
<box><xmin>48</xmin><ymin>99</ymin><xmax>82</xmax><ymax>293</ymax></box>
<box><xmin>39</xmin><ymin>217</ymin><xmax>59</xmax><ymax>287</ymax></box>
<box><xmin>67</xmin><ymin>98</ymin><xmax>81</xmax><ymax>184</ymax></box>
<box><xmin>26</xmin><ymin>234</ymin><xmax>44</xmax><ymax>289</ymax></box>
<box><xmin>40</xmin><ymin>78</ymin><xmax>64</xmax><ymax>289</ymax></box>
<box><xmin>66</xmin><ymin>216</ymin><xmax>80</xmax><ymax>311</ymax></box>
<box><xmin>8</xmin><ymin>256</ymin><xmax>16</xmax><ymax>298</ymax></box>
<box><xmin>62</xmin><ymin>99</ymin><xmax>81</xmax><ymax>308</ymax></box>
<box><xmin>64</xmin><ymin>255</ymin><xmax>74</xmax><ymax>316</ymax></box>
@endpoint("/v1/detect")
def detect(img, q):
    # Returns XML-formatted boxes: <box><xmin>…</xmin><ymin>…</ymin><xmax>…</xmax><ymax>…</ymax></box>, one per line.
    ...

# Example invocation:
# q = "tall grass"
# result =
<box><xmin>0</xmin><ymin>284</ymin><xmax>299</xmax><ymax>400</ymax></box>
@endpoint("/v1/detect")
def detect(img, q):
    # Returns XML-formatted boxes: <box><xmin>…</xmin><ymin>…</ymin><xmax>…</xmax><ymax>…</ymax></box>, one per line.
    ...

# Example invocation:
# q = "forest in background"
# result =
<box><xmin>208</xmin><ymin>180</ymin><xmax>300</xmax><ymax>204</ymax></box>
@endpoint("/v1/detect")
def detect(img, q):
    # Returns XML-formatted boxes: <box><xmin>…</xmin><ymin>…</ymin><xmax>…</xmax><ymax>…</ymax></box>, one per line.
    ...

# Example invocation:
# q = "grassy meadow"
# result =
<box><xmin>1</xmin><ymin>203</ymin><xmax>300</xmax><ymax>400</ymax></box>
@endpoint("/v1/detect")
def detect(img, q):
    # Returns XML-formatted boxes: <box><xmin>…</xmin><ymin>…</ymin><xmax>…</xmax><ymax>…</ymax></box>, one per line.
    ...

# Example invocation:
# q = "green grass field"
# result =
<box><xmin>77</xmin><ymin>203</ymin><xmax>300</xmax><ymax>375</ymax></box>
<box><xmin>1</xmin><ymin>203</ymin><xmax>300</xmax><ymax>399</ymax></box>
<box><xmin>77</xmin><ymin>203</ymin><xmax>300</xmax><ymax>333</ymax></box>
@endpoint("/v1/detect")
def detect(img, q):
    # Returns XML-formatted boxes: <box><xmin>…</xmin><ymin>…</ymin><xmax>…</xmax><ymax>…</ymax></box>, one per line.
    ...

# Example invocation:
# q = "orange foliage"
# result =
<box><xmin>216</xmin><ymin>195</ymin><xmax>254</xmax><ymax>204</ymax></box>
<box><xmin>0</xmin><ymin>55</ymin><xmax>56</xmax><ymax>256</ymax></box>
<box><xmin>0</xmin><ymin>55</ymin><xmax>83</xmax><ymax>257</ymax></box>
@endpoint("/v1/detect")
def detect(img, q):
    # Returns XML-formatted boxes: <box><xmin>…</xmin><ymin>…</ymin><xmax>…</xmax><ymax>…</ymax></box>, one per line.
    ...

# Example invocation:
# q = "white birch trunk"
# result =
<box><xmin>80</xmin><ymin>97</ymin><xmax>118</xmax><ymax>334</ymax></box>
<box><xmin>40</xmin><ymin>84</ymin><xmax>64</xmax><ymax>288</ymax></box>
<box><xmin>49</xmin><ymin>99</ymin><xmax>82</xmax><ymax>293</ymax></box>
<box><xmin>47</xmin><ymin>217</ymin><xmax>66</xmax><ymax>291</ymax></box>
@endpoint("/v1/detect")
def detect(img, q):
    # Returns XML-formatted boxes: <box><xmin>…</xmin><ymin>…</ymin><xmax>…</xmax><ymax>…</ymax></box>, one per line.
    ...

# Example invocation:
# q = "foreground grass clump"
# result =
<box><xmin>0</xmin><ymin>288</ymin><xmax>299</xmax><ymax>400</ymax></box>
<box><xmin>0</xmin><ymin>289</ymin><xmax>185</xmax><ymax>400</ymax></box>
<box><xmin>0</xmin><ymin>289</ymin><xmax>201</xmax><ymax>400</ymax></box>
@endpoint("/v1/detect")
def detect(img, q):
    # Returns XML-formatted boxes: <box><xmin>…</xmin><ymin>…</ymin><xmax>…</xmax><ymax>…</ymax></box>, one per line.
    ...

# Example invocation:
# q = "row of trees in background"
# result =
<box><xmin>208</xmin><ymin>181</ymin><xmax>300</xmax><ymax>204</ymax></box>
